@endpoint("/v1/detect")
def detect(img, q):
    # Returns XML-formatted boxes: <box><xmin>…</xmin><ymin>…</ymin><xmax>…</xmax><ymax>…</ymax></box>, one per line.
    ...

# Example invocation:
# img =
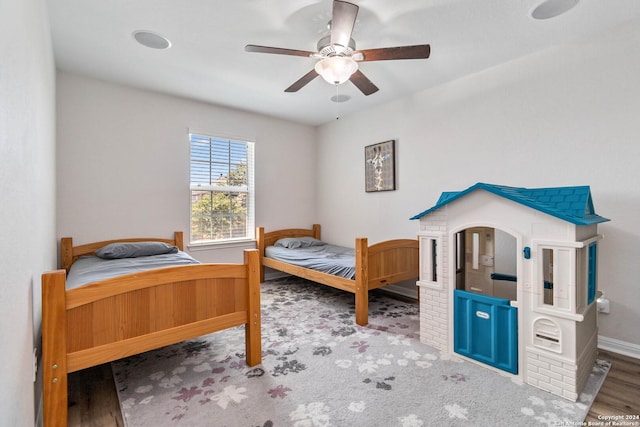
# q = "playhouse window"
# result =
<box><xmin>430</xmin><ymin>239</ymin><xmax>438</xmax><ymax>281</ymax></box>
<box><xmin>419</xmin><ymin>234</ymin><xmax>442</xmax><ymax>288</ymax></box>
<box><xmin>472</xmin><ymin>232</ymin><xmax>480</xmax><ymax>269</ymax></box>
<box><xmin>587</xmin><ymin>242</ymin><xmax>597</xmax><ymax>305</ymax></box>
<box><xmin>540</xmin><ymin>246</ymin><xmax>573</xmax><ymax>311</ymax></box>
<box><xmin>456</xmin><ymin>232</ymin><xmax>463</xmax><ymax>272</ymax></box>
<box><xmin>542</xmin><ymin>248</ymin><xmax>554</xmax><ymax>306</ymax></box>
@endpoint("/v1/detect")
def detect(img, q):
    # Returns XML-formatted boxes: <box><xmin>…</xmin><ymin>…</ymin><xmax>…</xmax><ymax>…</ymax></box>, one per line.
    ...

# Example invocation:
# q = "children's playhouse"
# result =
<box><xmin>410</xmin><ymin>183</ymin><xmax>609</xmax><ymax>401</ymax></box>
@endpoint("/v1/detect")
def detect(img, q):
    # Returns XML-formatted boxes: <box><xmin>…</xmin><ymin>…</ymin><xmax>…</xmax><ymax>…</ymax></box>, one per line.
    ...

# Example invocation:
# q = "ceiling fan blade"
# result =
<box><xmin>357</xmin><ymin>44</ymin><xmax>431</xmax><ymax>61</ymax></box>
<box><xmin>284</xmin><ymin>69</ymin><xmax>319</xmax><ymax>92</ymax></box>
<box><xmin>349</xmin><ymin>70</ymin><xmax>379</xmax><ymax>96</ymax></box>
<box><xmin>331</xmin><ymin>1</ymin><xmax>359</xmax><ymax>50</ymax></box>
<box><xmin>245</xmin><ymin>44</ymin><xmax>315</xmax><ymax>58</ymax></box>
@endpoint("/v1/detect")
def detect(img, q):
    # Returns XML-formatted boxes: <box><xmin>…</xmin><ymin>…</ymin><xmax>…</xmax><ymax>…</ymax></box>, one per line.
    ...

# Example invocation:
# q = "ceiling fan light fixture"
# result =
<box><xmin>314</xmin><ymin>56</ymin><xmax>358</xmax><ymax>85</ymax></box>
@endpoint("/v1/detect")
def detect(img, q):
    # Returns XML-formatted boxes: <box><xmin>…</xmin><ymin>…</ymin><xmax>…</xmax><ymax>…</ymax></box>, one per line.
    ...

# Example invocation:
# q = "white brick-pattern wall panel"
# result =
<box><xmin>418</xmin><ymin>211</ymin><xmax>450</xmax><ymax>353</ymax></box>
<box><xmin>525</xmin><ymin>348</ymin><xmax>583</xmax><ymax>401</ymax></box>
<box><xmin>419</xmin><ymin>285</ymin><xmax>449</xmax><ymax>352</ymax></box>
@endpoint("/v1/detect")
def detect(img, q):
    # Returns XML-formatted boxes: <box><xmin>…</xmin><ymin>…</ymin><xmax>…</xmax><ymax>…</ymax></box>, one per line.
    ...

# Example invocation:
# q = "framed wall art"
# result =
<box><xmin>365</xmin><ymin>140</ymin><xmax>395</xmax><ymax>192</ymax></box>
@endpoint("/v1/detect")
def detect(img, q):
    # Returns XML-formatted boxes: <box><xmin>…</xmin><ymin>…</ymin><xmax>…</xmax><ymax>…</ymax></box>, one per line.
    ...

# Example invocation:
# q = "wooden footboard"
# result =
<box><xmin>42</xmin><ymin>235</ymin><xmax>261</xmax><ymax>427</ymax></box>
<box><xmin>256</xmin><ymin>225</ymin><xmax>418</xmax><ymax>326</ymax></box>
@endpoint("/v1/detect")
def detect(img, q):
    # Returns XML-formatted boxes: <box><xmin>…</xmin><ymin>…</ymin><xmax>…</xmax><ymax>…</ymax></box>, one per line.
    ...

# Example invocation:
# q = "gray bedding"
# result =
<box><xmin>265</xmin><ymin>244</ymin><xmax>356</xmax><ymax>279</ymax></box>
<box><xmin>66</xmin><ymin>251</ymin><xmax>200</xmax><ymax>290</ymax></box>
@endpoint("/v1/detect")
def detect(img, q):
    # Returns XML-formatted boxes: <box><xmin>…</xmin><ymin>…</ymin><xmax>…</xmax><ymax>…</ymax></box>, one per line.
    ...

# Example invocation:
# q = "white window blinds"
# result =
<box><xmin>189</xmin><ymin>133</ymin><xmax>255</xmax><ymax>244</ymax></box>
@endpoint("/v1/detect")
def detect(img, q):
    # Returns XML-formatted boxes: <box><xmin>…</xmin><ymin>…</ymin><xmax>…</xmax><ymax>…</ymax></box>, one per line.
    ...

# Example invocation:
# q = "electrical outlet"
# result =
<box><xmin>33</xmin><ymin>348</ymin><xmax>37</xmax><ymax>382</ymax></box>
<box><xmin>597</xmin><ymin>297</ymin><xmax>610</xmax><ymax>314</ymax></box>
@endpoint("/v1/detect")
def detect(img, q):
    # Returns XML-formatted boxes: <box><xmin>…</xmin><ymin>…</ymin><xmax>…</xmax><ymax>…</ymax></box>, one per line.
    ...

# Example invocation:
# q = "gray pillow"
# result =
<box><xmin>274</xmin><ymin>237</ymin><xmax>327</xmax><ymax>249</ymax></box>
<box><xmin>95</xmin><ymin>241</ymin><xmax>179</xmax><ymax>259</ymax></box>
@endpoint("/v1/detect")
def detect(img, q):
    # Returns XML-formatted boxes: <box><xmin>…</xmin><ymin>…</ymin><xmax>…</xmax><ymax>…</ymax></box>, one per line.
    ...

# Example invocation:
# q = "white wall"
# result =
<box><xmin>56</xmin><ymin>72</ymin><xmax>317</xmax><ymax>263</ymax></box>
<box><xmin>0</xmin><ymin>0</ymin><xmax>56</xmax><ymax>424</ymax></box>
<box><xmin>317</xmin><ymin>21</ymin><xmax>640</xmax><ymax>347</ymax></box>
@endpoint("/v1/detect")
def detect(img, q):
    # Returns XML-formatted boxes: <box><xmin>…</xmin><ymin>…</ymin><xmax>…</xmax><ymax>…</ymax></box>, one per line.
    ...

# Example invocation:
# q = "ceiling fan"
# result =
<box><xmin>245</xmin><ymin>0</ymin><xmax>431</xmax><ymax>96</ymax></box>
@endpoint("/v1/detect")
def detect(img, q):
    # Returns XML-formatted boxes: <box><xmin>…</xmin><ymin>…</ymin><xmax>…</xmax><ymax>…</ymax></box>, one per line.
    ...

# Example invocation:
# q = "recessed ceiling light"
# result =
<box><xmin>132</xmin><ymin>30</ymin><xmax>171</xmax><ymax>49</ymax></box>
<box><xmin>531</xmin><ymin>0</ymin><xmax>579</xmax><ymax>20</ymax></box>
<box><xmin>330</xmin><ymin>94</ymin><xmax>351</xmax><ymax>103</ymax></box>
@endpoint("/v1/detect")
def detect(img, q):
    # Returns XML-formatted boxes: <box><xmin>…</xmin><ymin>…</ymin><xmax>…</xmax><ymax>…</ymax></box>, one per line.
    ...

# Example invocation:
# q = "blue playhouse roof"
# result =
<box><xmin>410</xmin><ymin>183</ymin><xmax>610</xmax><ymax>226</ymax></box>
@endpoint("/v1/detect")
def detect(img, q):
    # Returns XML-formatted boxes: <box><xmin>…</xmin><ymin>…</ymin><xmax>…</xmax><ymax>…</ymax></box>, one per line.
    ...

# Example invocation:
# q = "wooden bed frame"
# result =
<box><xmin>41</xmin><ymin>232</ymin><xmax>261</xmax><ymax>427</ymax></box>
<box><xmin>256</xmin><ymin>224</ymin><xmax>419</xmax><ymax>326</ymax></box>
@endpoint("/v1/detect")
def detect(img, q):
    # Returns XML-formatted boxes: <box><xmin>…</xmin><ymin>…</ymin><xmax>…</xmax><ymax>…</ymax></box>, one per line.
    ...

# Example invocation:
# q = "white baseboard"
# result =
<box><xmin>264</xmin><ymin>272</ymin><xmax>419</xmax><ymax>300</ymax></box>
<box><xmin>35</xmin><ymin>397</ymin><xmax>43</xmax><ymax>427</ymax></box>
<box><xmin>264</xmin><ymin>271</ymin><xmax>290</xmax><ymax>281</ymax></box>
<box><xmin>34</xmin><ymin>347</ymin><xmax>43</xmax><ymax>427</ymax></box>
<box><xmin>598</xmin><ymin>335</ymin><xmax>640</xmax><ymax>359</ymax></box>
<box><xmin>264</xmin><ymin>268</ymin><xmax>418</xmax><ymax>299</ymax></box>
<box><xmin>382</xmin><ymin>284</ymin><xmax>419</xmax><ymax>300</ymax></box>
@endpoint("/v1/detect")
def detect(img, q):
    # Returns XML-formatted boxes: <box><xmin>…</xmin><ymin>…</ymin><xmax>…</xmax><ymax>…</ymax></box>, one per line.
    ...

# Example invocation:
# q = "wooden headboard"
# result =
<box><xmin>258</xmin><ymin>224</ymin><xmax>321</xmax><ymax>250</ymax></box>
<box><xmin>60</xmin><ymin>231</ymin><xmax>184</xmax><ymax>272</ymax></box>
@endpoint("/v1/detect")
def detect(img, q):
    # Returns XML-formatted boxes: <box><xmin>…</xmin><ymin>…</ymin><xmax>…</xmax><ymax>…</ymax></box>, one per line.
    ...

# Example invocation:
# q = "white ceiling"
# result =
<box><xmin>47</xmin><ymin>0</ymin><xmax>640</xmax><ymax>126</ymax></box>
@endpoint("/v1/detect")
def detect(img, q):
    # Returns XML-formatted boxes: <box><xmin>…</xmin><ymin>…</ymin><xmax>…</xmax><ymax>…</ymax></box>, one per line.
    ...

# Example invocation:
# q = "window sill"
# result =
<box><xmin>417</xmin><ymin>280</ymin><xmax>443</xmax><ymax>291</ymax></box>
<box><xmin>188</xmin><ymin>239</ymin><xmax>256</xmax><ymax>252</ymax></box>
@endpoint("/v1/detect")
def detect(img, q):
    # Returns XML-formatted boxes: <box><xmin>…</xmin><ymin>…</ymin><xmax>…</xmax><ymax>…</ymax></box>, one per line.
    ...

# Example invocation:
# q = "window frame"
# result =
<box><xmin>189</xmin><ymin>132</ymin><xmax>255</xmax><ymax>246</ymax></box>
<box><xmin>417</xmin><ymin>232</ymin><xmax>443</xmax><ymax>290</ymax></box>
<box><xmin>587</xmin><ymin>242</ymin><xmax>597</xmax><ymax>305</ymax></box>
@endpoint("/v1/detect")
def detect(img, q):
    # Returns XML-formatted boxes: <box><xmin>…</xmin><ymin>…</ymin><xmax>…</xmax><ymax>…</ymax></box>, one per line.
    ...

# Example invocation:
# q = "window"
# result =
<box><xmin>587</xmin><ymin>242</ymin><xmax>597</xmax><ymax>305</ymax></box>
<box><xmin>455</xmin><ymin>232</ymin><xmax>464</xmax><ymax>273</ymax></box>
<box><xmin>418</xmin><ymin>233</ymin><xmax>442</xmax><ymax>289</ymax></box>
<box><xmin>539</xmin><ymin>246</ymin><xmax>572</xmax><ymax>310</ymax></box>
<box><xmin>189</xmin><ymin>133</ymin><xmax>255</xmax><ymax>244</ymax></box>
<box><xmin>542</xmin><ymin>248</ymin><xmax>554</xmax><ymax>306</ymax></box>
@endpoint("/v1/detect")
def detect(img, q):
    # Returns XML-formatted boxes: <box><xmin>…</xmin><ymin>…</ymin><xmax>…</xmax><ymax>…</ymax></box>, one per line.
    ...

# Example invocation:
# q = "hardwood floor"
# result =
<box><xmin>68</xmin><ymin>363</ymin><xmax>124</xmax><ymax>427</ymax></box>
<box><xmin>584</xmin><ymin>349</ymin><xmax>640</xmax><ymax>423</ymax></box>
<box><xmin>67</xmin><ymin>349</ymin><xmax>639</xmax><ymax>426</ymax></box>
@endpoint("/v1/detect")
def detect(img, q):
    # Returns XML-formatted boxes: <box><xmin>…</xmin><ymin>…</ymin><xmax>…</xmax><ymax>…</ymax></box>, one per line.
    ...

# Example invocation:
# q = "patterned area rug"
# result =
<box><xmin>112</xmin><ymin>277</ymin><xmax>610</xmax><ymax>427</ymax></box>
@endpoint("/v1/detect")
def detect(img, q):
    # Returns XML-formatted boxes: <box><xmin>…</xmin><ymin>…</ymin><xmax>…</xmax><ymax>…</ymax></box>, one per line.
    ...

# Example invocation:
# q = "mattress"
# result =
<box><xmin>265</xmin><ymin>244</ymin><xmax>355</xmax><ymax>279</ymax></box>
<box><xmin>66</xmin><ymin>251</ymin><xmax>200</xmax><ymax>290</ymax></box>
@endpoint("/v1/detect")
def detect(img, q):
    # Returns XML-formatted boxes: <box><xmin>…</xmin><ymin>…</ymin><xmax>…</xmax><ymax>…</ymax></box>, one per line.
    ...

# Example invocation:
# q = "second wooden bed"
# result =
<box><xmin>42</xmin><ymin>232</ymin><xmax>261</xmax><ymax>427</ymax></box>
<box><xmin>256</xmin><ymin>224</ymin><xmax>419</xmax><ymax>326</ymax></box>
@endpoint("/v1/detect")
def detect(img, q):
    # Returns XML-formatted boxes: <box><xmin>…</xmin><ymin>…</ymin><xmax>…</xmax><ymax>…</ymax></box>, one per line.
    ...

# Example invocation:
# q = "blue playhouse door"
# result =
<box><xmin>454</xmin><ymin>290</ymin><xmax>518</xmax><ymax>374</ymax></box>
